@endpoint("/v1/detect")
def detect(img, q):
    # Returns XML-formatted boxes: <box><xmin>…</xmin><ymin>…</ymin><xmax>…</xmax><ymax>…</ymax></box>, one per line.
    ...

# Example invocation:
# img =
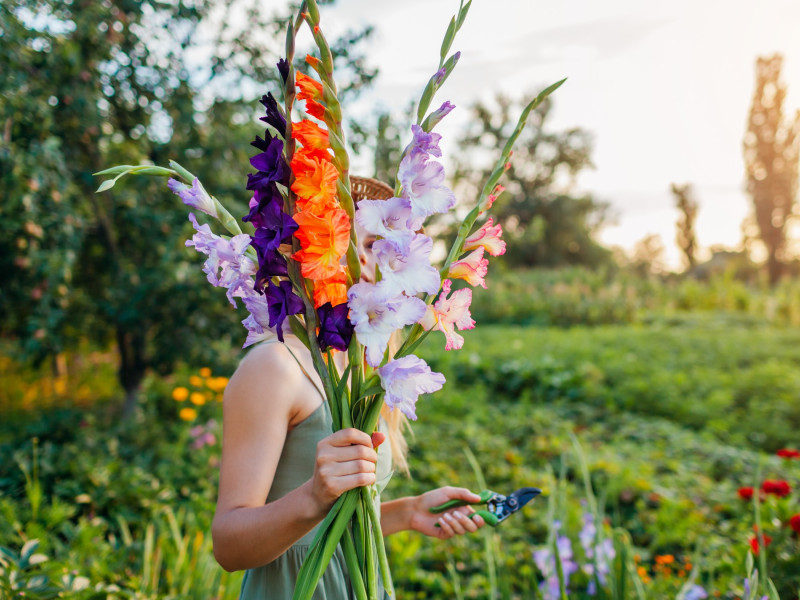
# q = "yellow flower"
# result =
<box><xmin>190</xmin><ymin>392</ymin><xmax>207</xmax><ymax>406</ymax></box>
<box><xmin>189</xmin><ymin>375</ymin><xmax>203</xmax><ymax>387</ymax></box>
<box><xmin>179</xmin><ymin>407</ymin><xmax>197</xmax><ymax>421</ymax></box>
<box><xmin>207</xmin><ymin>377</ymin><xmax>229</xmax><ymax>392</ymax></box>
<box><xmin>172</xmin><ymin>387</ymin><xmax>189</xmax><ymax>402</ymax></box>
<box><xmin>199</xmin><ymin>367</ymin><xmax>212</xmax><ymax>377</ymax></box>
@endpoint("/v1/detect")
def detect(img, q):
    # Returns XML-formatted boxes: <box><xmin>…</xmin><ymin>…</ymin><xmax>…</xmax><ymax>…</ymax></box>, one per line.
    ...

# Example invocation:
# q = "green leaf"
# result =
<box><xmin>457</xmin><ymin>0</ymin><xmax>472</xmax><ymax>29</ymax></box>
<box><xmin>440</xmin><ymin>17</ymin><xmax>456</xmax><ymax>65</ymax></box>
<box><xmin>168</xmin><ymin>160</ymin><xmax>196</xmax><ymax>183</ymax></box>
<box><xmin>92</xmin><ymin>165</ymin><xmax>135</xmax><ymax>176</ymax></box>
<box><xmin>375</xmin><ymin>469</ymin><xmax>394</xmax><ymax>495</ymax></box>
<box><xmin>357</xmin><ymin>386</ymin><xmax>383</xmax><ymax>402</ymax></box>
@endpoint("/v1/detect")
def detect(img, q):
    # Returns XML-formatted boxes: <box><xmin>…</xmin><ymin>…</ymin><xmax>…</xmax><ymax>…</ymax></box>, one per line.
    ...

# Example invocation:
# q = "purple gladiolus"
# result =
<box><xmin>265</xmin><ymin>279</ymin><xmax>303</xmax><ymax>342</ymax></box>
<box><xmin>168</xmin><ymin>178</ymin><xmax>218</xmax><ymax>218</ymax></box>
<box><xmin>259</xmin><ymin>93</ymin><xmax>286</xmax><ymax>136</ymax></box>
<box><xmin>185</xmin><ymin>214</ymin><xmax>257</xmax><ymax>307</ymax></box>
<box><xmin>241</xmin><ymin>290</ymin><xmax>275</xmax><ymax>348</ymax></box>
<box><xmin>247</xmin><ymin>137</ymin><xmax>287</xmax><ymax>191</ymax></box>
<box><xmin>248</xmin><ymin>202</ymin><xmax>298</xmax><ymax>251</ymax></box>
<box><xmin>347</xmin><ymin>282</ymin><xmax>427</xmax><ymax>367</ymax></box>
<box><xmin>377</xmin><ymin>355</ymin><xmax>445</xmax><ymax>420</ymax></box>
<box><xmin>277</xmin><ymin>58</ymin><xmax>289</xmax><ymax>84</ymax></box>
<box><xmin>373</xmin><ymin>233</ymin><xmax>440</xmax><ymax>296</ymax></box>
<box><xmin>243</xmin><ymin>184</ymin><xmax>283</xmax><ymax>229</ymax></box>
<box><xmin>409</xmin><ymin>124</ymin><xmax>442</xmax><ymax>158</ymax></box>
<box><xmin>318</xmin><ymin>302</ymin><xmax>354</xmax><ymax>352</ymax></box>
<box><xmin>252</xmin><ymin>246</ymin><xmax>288</xmax><ymax>293</ymax></box>
<box><xmin>425</xmin><ymin>101</ymin><xmax>455</xmax><ymax>130</ymax></box>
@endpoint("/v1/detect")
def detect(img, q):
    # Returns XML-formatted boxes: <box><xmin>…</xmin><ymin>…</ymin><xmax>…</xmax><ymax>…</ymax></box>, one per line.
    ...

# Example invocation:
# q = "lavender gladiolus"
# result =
<box><xmin>377</xmin><ymin>355</ymin><xmax>445</xmax><ymax>420</ymax></box>
<box><xmin>409</xmin><ymin>124</ymin><xmax>442</xmax><ymax>158</ymax></box>
<box><xmin>355</xmin><ymin>197</ymin><xmax>422</xmax><ymax>240</ymax></box>
<box><xmin>373</xmin><ymin>233</ymin><xmax>440</xmax><ymax>296</ymax></box>
<box><xmin>424</xmin><ymin>100</ymin><xmax>455</xmax><ymax>130</ymax></box>
<box><xmin>347</xmin><ymin>282</ymin><xmax>426</xmax><ymax>367</ymax></box>
<box><xmin>185</xmin><ymin>214</ymin><xmax>257</xmax><ymax>307</ymax></box>
<box><xmin>169</xmin><ymin>178</ymin><xmax>219</xmax><ymax>218</ymax></box>
<box><xmin>397</xmin><ymin>151</ymin><xmax>456</xmax><ymax>218</ymax></box>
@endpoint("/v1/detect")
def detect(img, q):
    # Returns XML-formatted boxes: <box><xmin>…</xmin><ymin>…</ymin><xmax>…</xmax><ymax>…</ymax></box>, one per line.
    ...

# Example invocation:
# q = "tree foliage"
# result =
<box><xmin>0</xmin><ymin>0</ymin><xmax>376</xmax><ymax>413</ymax></box>
<box><xmin>452</xmin><ymin>94</ymin><xmax>611</xmax><ymax>269</ymax></box>
<box><xmin>671</xmin><ymin>182</ymin><xmax>699</xmax><ymax>270</ymax></box>
<box><xmin>743</xmin><ymin>54</ymin><xmax>800</xmax><ymax>285</ymax></box>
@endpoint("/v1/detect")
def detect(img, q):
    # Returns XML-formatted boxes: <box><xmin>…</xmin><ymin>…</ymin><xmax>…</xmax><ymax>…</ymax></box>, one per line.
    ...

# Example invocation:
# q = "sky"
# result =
<box><xmin>273</xmin><ymin>0</ymin><xmax>800</xmax><ymax>267</ymax></box>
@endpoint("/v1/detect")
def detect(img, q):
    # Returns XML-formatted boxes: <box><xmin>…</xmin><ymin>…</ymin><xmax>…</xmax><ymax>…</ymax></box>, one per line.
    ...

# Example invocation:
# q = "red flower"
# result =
<box><xmin>776</xmin><ymin>448</ymin><xmax>800</xmax><ymax>459</ymax></box>
<box><xmin>738</xmin><ymin>487</ymin><xmax>754</xmax><ymax>500</ymax></box>
<box><xmin>749</xmin><ymin>534</ymin><xmax>773</xmax><ymax>555</ymax></box>
<box><xmin>761</xmin><ymin>479</ymin><xmax>791</xmax><ymax>497</ymax></box>
<box><xmin>790</xmin><ymin>514</ymin><xmax>800</xmax><ymax>533</ymax></box>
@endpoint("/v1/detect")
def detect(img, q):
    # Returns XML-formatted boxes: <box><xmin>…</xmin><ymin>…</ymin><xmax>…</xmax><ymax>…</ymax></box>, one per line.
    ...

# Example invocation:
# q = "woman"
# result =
<box><xmin>211</xmin><ymin>207</ymin><xmax>486</xmax><ymax>598</ymax></box>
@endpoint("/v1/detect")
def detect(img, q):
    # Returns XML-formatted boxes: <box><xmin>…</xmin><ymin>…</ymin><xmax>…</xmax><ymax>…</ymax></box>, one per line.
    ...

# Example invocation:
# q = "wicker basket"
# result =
<box><xmin>349</xmin><ymin>176</ymin><xmax>394</xmax><ymax>202</ymax></box>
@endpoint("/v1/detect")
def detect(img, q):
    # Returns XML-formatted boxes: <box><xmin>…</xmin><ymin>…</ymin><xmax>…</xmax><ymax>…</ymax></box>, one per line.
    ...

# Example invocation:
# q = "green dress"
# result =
<box><xmin>238</xmin><ymin>400</ymin><xmax>393</xmax><ymax>599</ymax></box>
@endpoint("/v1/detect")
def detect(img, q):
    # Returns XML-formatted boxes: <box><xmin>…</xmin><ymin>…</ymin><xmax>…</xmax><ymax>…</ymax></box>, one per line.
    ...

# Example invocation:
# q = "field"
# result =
<box><xmin>2</xmin><ymin>316</ymin><xmax>800</xmax><ymax>598</ymax></box>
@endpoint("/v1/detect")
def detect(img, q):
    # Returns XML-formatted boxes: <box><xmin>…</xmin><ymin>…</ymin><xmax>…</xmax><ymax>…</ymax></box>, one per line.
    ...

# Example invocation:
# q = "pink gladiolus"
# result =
<box><xmin>463</xmin><ymin>218</ymin><xmax>506</xmax><ymax>256</ymax></box>
<box><xmin>448</xmin><ymin>247</ymin><xmax>488</xmax><ymax>289</ymax></box>
<box><xmin>420</xmin><ymin>279</ymin><xmax>475</xmax><ymax>350</ymax></box>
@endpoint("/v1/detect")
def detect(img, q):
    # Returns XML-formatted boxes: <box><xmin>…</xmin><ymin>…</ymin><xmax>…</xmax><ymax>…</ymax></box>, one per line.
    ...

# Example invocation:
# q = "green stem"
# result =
<box><xmin>342</xmin><ymin>530</ymin><xmax>369</xmax><ymax>600</ymax></box>
<box><xmin>362</xmin><ymin>487</ymin><xmax>394</xmax><ymax>597</ymax></box>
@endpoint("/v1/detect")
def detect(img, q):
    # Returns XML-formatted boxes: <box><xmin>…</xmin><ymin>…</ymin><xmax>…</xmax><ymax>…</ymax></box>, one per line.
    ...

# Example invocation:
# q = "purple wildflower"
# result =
<box><xmin>259</xmin><ymin>93</ymin><xmax>286</xmax><ymax>136</ymax></box>
<box><xmin>168</xmin><ymin>178</ymin><xmax>218</xmax><ymax>218</ymax></box>
<box><xmin>185</xmin><ymin>214</ymin><xmax>257</xmax><ymax>307</ymax></box>
<box><xmin>265</xmin><ymin>279</ymin><xmax>303</xmax><ymax>342</ymax></box>
<box><xmin>318</xmin><ymin>302</ymin><xmax>354</xmax><ymax>352</ymax></box>
<box><xmin>347</xmin><ymin>282</ymin><xmax>427</xmax><ymax>367</ymax></box>
<box><xmin>578</xmin><ymin>512</ymin><xmax>614</xmax><ymax>594</ymax></box>
<box><xmin>684</xmin><ymin>586</ymin><xmax>708</xmax><ymax>600</ymax></box>
<box><xmin>533</xmin><ymin>522</ymin><xmax>579</xmax><ymax>600</ymax></box>
<box><xmin>189</xmin><ymin>423</ymin><xmax>217</xmax><ymax>450</ymax></box>
<box><xmin>373</xmin><ymin>233</ymin><xmax>440</xmax><ymax>297</ymax></box>
<box><xmin>376</xmin><ymin>355</ymin><xmax>445</xmax><ymax>420</ymax></box>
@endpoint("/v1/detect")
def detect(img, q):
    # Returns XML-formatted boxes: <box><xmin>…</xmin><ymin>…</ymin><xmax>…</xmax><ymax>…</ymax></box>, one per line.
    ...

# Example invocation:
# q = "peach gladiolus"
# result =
<box><xmin>296</xmin><ymin>72</ymin><xmax>326</xmax><ymax>120</ymax></box>
<box><xmin>448</xmin><ymin>247</ymin><xmax>489</xmax><ymax>289</ymax></box>
<box><xmin>313</xmin><ymin>268</ymin><xmax>348</xmax><ymax>307</ymax></box>
<box><xmin>462</xmin><ymin>217</ymin><xmax>506</xmax><ymax>256</ymax></box>
<box><xmin>292</xmin><ymin>120</ymin><xmax>330</xmax><ymax>155</ymax></box>
<box><xmin>420</xmin><ymin>279</ymin><xmax>475</xmax><ymax>350</ymax></box>
<box><xmin>291</xmin><ymin>151</ymin><xmax>339</xmax><ymax>213</ymax></box>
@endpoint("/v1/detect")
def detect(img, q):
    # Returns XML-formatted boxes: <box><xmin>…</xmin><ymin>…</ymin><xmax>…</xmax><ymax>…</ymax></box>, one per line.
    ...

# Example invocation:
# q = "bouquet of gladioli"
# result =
<box><xmin>95</xmin><ymin>1</ymin><xmax>562</xmax><ymax>598</ymax></box>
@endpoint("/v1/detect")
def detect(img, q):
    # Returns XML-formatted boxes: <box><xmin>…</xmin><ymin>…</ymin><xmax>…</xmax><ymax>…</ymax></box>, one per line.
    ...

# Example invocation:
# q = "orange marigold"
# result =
<box><xmin>293</xmin><ymin>208</ymin><xmax>351</xmax><ymax>280</ymax></box>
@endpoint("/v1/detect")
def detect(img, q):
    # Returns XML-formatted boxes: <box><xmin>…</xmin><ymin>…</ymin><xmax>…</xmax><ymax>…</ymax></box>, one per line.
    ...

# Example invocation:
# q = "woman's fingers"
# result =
<box><xmin>332</xmin><ymin>443</ymin><xmax>378</xmax><ymax>464</ymax></box>
<box><xmin>437</xmin><ymin>514</ymin><xmax>456</xmax><ymax>538</ymax></box>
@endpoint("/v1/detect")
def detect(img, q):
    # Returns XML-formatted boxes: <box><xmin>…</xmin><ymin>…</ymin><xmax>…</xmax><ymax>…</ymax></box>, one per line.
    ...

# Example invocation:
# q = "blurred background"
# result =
<box><xmin>2</xmin><ymin>0</ymin><xmax>799</xmax><ymax>598</ymax></box>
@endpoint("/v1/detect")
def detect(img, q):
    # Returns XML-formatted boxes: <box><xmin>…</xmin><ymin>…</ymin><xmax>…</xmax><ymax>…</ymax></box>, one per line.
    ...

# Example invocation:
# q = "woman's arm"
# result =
<box><xmin>381</xmin><ymin>487</ymin><xmax>486</xmax><ymax>538</ymax></box>
<box><xmin>211</xmin><ymin>343</ymin><xmax>379</xmax><ymax>572</ymax></box>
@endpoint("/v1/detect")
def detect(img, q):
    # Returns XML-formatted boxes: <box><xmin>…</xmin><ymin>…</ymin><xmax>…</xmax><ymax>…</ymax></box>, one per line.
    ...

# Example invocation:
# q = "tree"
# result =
<box><xmin>743</xmin><ymin>54</ymin><xmax>800</xmax><ymax>285</ymax></box>
<box><xmin>452</xmin><ymin>94</ymin><xmax>611</xmax><ymax>269</ymax></box>
<box><xmin>0</xmin><ymin>0</ymin><xmax>376</xmax><ymax>415</ymax></box>
<box><xmin>670</xmin><ymin>183</ymin><xmax>699</xmax><ymax>270</ymax></box>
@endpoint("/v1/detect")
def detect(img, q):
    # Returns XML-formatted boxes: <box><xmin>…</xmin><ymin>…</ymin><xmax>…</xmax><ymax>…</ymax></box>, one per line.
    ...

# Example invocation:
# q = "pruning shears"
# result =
<box><xmin>430</xmin><ymin>487</ymin><xmax>542</xmax><ymax>527</ymax></box>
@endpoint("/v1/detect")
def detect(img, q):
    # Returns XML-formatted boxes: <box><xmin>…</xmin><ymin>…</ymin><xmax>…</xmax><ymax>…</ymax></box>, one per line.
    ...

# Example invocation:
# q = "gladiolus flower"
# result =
<box><xmin>449</xmin><ymin>247</ymin><xmax>489</xmax><ymax>289</ymax></box>
<box><xmin>762</xmin><ymin>480</ymin><xmax>791</xmax><ymax>497</ymax></box>
<box><xmin>265</xmin><ymin>279</ymin><xmax>304</xmax><ymax>342</ymax></box>
<box><xmin>424</xmin><ymin>100</ymin><xmax>455</xmax><ymax>131</ymax></box>
<box><xmin>292</xmin><ymin>120</ymin><xmax>330</xmax><ymax>155</ymax></box>
<box><xmin>246</xmin><ymin>136</ymin><xmax>287</xmax><ymax>191</ymax></box>
<box><xmin>347</xmin><ymin>282</ymin><xmax>427</xmax><ymax>367</ymax></box>
<box><xmin>277</xmin><ymin>58</ymin><xmax>289</xmax><ymax>84</ymax></box>
<box><xmin>397</xmin><ymin>151</ymin><xmax>456</xmax><ymax>218</ymax></box>
<box><xmin>296</xmin><ymin>72</ymin><xmax>326</xmax><ymax>120</ymax></box>
<box><xmin>463</xmin><ymin>217</ymin><xmax>506</xmax><ymax>256</ymax></box>
<box><xmin>738</xmin><ymin>487</ymin><xmax>754</xmax><ymax>501</ymax></box>
<box><xmin>777</xmin><ymin>448</ymin><xmax>800</xmax><ymax>459</ymax></box>
<box><xmin>291</xmin><ymin>152</ymin><xmax>339</xmax><ymax>213</ymax></box>
<box><xmin>317</xmin><ymin>302</ymin><xmax>354</xmax><ymax>352</ymax></box>
<box><xmin>373</xmin><ymin>233</ymin><xmax>440</xmax><ymax>297</ymax></box>
<box><xmin>420</xmin><ymin>279</ymin><xmax>475</xmax><ymax>351</ymax></box>
<box><xmin>377</xmin><ymin>355</ymin><xmax>445</xmax><ymax>420</ymax></box>
<box><xmin>293</xmin><ymin>209</ymin><xmax>351</xmax><ymax>280</ymax></box>
<box><xmin>355</xmin><ymin>197</ymin><xmax>422</xmax><ymax>240</ymax></box>
<box><xmin>789</xmin><ymin>514</ymin><xmax>800</xmax><ymax>533</ymax></box>
<box><xmin>168</xmin><ymin>178</ymin><xmax>219</xmax><ymax>218</ymax></box>
<box><xmin>259</xmin><ymin>93</ymin><xmax>286</xmax><ymax>135</ymax></box>
<box><xmin>313</xmin><ymin>268</ymin><xmax>348</xmax><ymax>308</ymax></box>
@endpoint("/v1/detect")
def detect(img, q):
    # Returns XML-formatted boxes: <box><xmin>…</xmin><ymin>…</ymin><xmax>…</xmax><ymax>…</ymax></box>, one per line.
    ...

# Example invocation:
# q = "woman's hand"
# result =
<box><xmin>408</xmin><ymin>487</ymin><xmax>486</xmax><ymax>539</ymax></box>
<box><xmin>308</xmin><ymin>429</ymin><xmax>384</xmax><ymax>515</ymax></box>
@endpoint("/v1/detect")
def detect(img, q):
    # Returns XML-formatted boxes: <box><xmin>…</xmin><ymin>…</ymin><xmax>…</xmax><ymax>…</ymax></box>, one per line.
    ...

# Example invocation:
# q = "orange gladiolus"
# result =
<box><xmin>291</xmin><ymin>151</ymin><xmax>339</xmax><ymax>214</ymax></box>
<box><xmin>313</xmin><ymin>268</ymin><xmax>348</xmax><ymax>307</ymax></box>
<box><xmin>293</xmin><ymin>208</ymin><xmax>351</xmax><ymax>280</ymax></box>
<box><xmin>296</xmin><ymin>72</ymin><xmax>326</xmax><ymax>120</ymax></box>
<box><xmin>292</xmin><ymin>120</ymin><xmax>330</xmax><ymax>154</ymax></box>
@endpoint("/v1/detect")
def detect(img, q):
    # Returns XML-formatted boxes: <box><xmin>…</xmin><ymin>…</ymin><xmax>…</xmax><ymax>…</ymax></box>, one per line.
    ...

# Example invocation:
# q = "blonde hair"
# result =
<box><xmin>381</xmin><ymin>330</ymin><xmax>412</xmax><ymax>475</ymax></box>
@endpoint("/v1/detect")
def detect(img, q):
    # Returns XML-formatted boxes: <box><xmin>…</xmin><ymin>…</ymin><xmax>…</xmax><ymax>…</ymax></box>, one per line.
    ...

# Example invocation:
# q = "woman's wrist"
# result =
<box><xmin>381</xmin><ymin>495</ymin><xmax>421</xmax><ymax>535</ymax></box>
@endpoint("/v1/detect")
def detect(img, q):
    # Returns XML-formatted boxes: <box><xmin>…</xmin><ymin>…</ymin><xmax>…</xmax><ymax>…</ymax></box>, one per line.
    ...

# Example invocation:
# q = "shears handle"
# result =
<box><xmin>429</xmin><ymin>489</ymin><xmax>495</xmax><ymax>514</ymax></box>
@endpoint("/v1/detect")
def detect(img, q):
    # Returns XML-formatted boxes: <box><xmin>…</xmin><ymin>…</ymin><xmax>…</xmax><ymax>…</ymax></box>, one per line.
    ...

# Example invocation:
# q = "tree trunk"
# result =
<box><xmin>767</xmin><ymin>252</ymin><xmax>783</xmax><ymax>287</ymax></box>
<box><xmin>117</xmin><ymin>326</ymin><xmax>147</xmax><ymax>419</ymax></box>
